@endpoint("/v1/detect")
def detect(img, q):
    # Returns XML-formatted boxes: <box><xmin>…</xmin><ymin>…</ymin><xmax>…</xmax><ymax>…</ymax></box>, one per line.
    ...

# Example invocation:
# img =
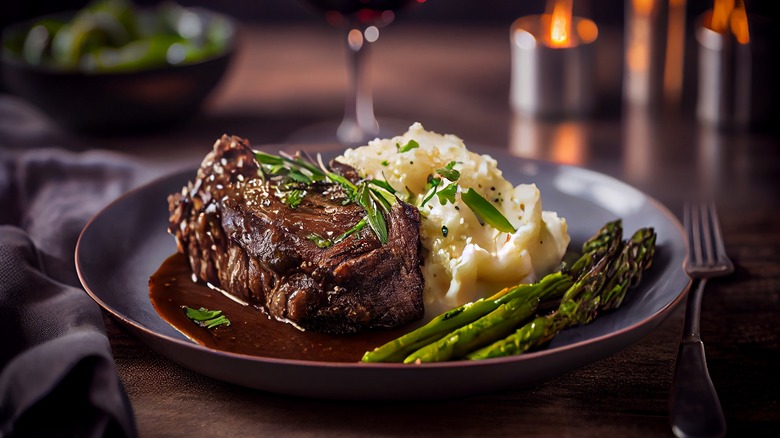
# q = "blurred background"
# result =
<box><xmin>1</xmin><ymin>0</ymin><xmax>777</xmax><ymax>152</ymax></box>
<box><xmin>2</xmin><ymin>0</ymin><xmax>777</xmax><ymax>27</ymax></box>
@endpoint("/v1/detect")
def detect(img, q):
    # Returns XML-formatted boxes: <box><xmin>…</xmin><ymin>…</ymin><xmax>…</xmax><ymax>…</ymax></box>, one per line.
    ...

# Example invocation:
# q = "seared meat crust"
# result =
<box><xmin>168</xmin><ymin>135</ymin><xmax>424</xmax><ymax>334</ymax></box>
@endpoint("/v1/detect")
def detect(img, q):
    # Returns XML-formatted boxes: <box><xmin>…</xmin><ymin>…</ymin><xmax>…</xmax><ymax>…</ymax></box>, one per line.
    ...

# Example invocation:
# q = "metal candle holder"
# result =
<box><xmin>695</xmin><ymin>10</ymin><xmax>758</xmax><ymax>129</ymax></box>
<box><xmin>510</xmin><ymin>14</ymin><xmax>598</xmax><ymax>118</ymax></box>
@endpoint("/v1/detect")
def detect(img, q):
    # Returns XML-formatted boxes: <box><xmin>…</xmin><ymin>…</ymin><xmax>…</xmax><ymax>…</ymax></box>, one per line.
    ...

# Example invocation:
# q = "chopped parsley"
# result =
<box><xmin>183</xmin><ymin>306</ymin><xmax>230</xmax><ymax>329</ymax></box>
<box><xmin>417</xmin><ymin>161</ymin><xmax>516</xmax><ymax>233</ymax></box>
<box><xmin>397</xmin><ymin>139</ymin><xmax>420</xmax><ymax>153</ymax></box>
<box><xmin>284</xmin><ymin>189</ymin><xmax>305</xmax><ymax>208</ymax></box>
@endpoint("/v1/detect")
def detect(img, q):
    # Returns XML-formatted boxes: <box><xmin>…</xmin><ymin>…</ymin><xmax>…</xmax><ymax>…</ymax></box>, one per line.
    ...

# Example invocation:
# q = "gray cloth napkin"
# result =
<box><xmin>0</xmin><ymin>148</ymin><xmax>163</xmax><ymax>437</ymax></box>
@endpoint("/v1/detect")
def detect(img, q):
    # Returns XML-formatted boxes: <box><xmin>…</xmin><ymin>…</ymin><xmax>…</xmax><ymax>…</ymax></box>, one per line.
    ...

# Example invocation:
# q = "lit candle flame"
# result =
<box><xmin>546</xmin><ymin>0</ymin><xmax>573</xmax><ymax>47</ymax></box>
<box><xmin>729</xmin><ymin>0</ymin><xmax>749</xmax><ymax>44</ymax></box>
<box><xmin>710</xmin><ymin>0</ymin><xmax>733</xmax><ymax>33</ymax></box>
<box><xmin>710</xmin><ymin>0</ymin><xmax>749</xmax><ymax>43</ymax></box>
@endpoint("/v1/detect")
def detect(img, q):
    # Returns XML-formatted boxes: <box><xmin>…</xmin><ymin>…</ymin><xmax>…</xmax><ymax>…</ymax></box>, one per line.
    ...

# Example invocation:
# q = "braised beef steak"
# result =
<box><xmin>167</xmin><ymin>135</ymin><xmax>424</xmax><ymax>334</ymax></box>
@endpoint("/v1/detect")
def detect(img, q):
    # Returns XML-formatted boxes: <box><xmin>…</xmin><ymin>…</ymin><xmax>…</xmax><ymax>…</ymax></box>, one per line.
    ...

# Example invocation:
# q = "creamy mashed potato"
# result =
<box><xmin>337</xmin><ymin>123</ymin><xmax>570</xmax><ymax>316</ymax></box>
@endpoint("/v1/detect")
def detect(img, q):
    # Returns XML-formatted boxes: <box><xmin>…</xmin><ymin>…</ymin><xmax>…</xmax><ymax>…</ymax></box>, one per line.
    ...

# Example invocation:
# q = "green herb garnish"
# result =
<box><xmin>370</xmin><ymin>178</ymin><xmax>396</xmax><ymax>195</ymax></box>
<box><xmin>284</xmin><ymin>189</ymin><xmax>305</xmax><ymax>208</ymax></box>
<box><xmin>420</xmin><ymin>174</ymin><xmax>442</xmax><ymax>207</ymax></box>
<box><xmin>420</xmin><ymin>161</ymin><xmax>458</xmax><ymax>207</ymax></box>
<box><xmin>307</xmin><ymin>218</ymin><xmax>368</xmax><ymax>248</ymax></box>
<box><xmin>416</xmin><ymin>161</ymin><xmax>515</xmax><ymax>233</ymax></box>
<box><xmin>307</xmin><ymin>233</ymin><xmax>333</xmax><ymax>248</ymax></box>
<box><xmin>397</xmin><ymin>139</ymin><xmax>420</xmax><ymax>153</ymax></box>
<box><xmin>254</xmin><ymin>150</ymin><xmax>326</xmax><ymax>185</ymax></box>
<box><xmin>436</xmin><ymin>183</ymin><xmax>458</xmax><ymax>205</ymax></box>
<box><xmin>437</xmin><ymin>161</ymin><xmax>460</xmax><ymax>181</ymax></box>
<box><xmin>461</xmin><ymin>188</ymin><xmax>516</xmax><ymax>233</ymax></box>
<box><xmin>253</xmin><ymin>150</ymin><xmax>396</xmax><ymax>245</ymax></box>
<box><xmin>357</xmin><ymin>183</ymin><xmax>389</xmax><ymax>244</ymax></box>
<box><xmin>184</xmin><ymin>306</ymin><xmax>230</xmax><ymax>329</ymax></box>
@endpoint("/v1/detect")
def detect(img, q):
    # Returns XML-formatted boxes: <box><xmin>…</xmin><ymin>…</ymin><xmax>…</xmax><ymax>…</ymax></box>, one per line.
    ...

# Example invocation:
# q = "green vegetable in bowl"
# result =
<box><xmin>7</xmin><ymin>0</ymin><xmax>232</xmax><ymax>72</ymax></box>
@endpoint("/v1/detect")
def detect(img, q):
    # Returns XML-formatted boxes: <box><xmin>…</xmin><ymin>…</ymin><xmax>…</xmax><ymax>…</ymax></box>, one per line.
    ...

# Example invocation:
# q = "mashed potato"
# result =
<box><xmin>337</xmin><ymin>123</ymin><xmax>570</xmax><ymax>316</ymax></box>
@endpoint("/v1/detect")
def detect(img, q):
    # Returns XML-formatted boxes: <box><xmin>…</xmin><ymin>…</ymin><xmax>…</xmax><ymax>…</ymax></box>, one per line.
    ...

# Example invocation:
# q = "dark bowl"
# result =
<box><xmin>1</xmin><ymin>6</ymin><xmax>237</xmax><ymax>134</ymax></box>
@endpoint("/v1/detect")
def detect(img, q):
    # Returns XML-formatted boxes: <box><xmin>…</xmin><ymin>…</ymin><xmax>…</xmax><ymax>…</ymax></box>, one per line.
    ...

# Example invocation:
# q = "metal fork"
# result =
<box><xmin>670</xmin><ymin>201</ymin><xmax>734</xmax><ymax>438</ymax></box>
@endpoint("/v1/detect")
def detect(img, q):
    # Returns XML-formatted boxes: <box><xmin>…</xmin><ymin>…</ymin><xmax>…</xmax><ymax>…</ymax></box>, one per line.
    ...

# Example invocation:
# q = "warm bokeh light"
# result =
<box><xmin>546</xmin><ymin>0</ymin><xmax>573</xmax><ymax>47</ymax></box>
<box><xmin>665</xmin><ymin>0</ymin><xmax>686</xmax><ymax>105</ymax></box>
<box><xmin>347</xmin><ymin>28</ymin><xmax>363</xmax><ymax>50</ymax></box>
<box><xmin>576</xmin><ymin>19</ymin><xmax>598</xmax><ymax>44</ymax></box>
<box><xmin>710</xmin><ymin>0</ymin><xmax>734</xmax><ymax>33</ymax></box>
<box><xmin>729</xmin><ymin>0</ymin><xmax>750</xmax><ymax>43</ymax></box>
<box><xmin>633</xmin><ymin>0</ymin><xmax>654</xmax><ymax>15</ymax></box>
<box><xmin>550</xmin><ymin>122</ymin><xmax>586</xmax><ymax>165</ymax></box>
<box><xmin>709</xmin><ymin>0</ymin><xmax>749</xmax><ymax>43</ymax></box>
<box><xmin>510</xmin><ymin>115</ymin><xmax>588</xmax><ymax>166</ymax></box>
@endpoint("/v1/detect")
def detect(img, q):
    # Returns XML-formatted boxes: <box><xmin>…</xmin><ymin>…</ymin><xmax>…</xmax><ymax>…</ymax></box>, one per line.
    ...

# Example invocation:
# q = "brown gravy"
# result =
<box><xmin>149</xmin><ymin>253</ymin><xmax>416</xmax><ymax>362</ymax></box>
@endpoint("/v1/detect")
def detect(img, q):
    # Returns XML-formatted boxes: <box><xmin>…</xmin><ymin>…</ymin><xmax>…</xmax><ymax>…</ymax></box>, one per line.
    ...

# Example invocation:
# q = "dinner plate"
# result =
<box><xmin>76</xmin><ymin>143</ymin><xmax>689</xmax><ymax>400</ymax></box>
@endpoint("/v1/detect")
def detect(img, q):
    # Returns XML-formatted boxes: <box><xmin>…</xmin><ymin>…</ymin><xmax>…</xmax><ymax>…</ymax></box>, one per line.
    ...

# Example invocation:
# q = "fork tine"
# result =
<box><xmin>702</xmin><ymin>202</ymin><xmax>717</xmax><ymax>267</ymax></box>
<box><xmin>685</xmin><ymin>200</ymin><xmax>734</xmax><ymax>276</ymax></box>
<box><xmin>684</xmin><ymin>202</ymin><xmax>701</xmax><ymax>269</ymax></box>
<box><xmin>707</xmin><ymin>201</ymin><xmax>735</xmax><ymax>274</ymax></box>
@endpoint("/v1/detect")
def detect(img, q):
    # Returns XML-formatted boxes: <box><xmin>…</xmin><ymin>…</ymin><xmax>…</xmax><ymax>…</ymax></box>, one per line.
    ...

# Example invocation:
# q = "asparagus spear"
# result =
<box><xmin>361</xmin><ymin>220</ymin><xmax>624</xmax><ymax>363</ymax></box>
<box><xmin>566</xmin><ymin>219</ymin><xmax>623</xmax><ymax>280</ymax></box>
<box><xmin>361</xmin><ymin>274</ymin><xmax>568</xmax><ymax>363</ymax></box>
<box><xmin>466</xmin><ymin>227</ymin><xmax>656</xmax><ymax>360</ymax></box>
<box><xmin>403</xmin><ymin>274</ymin><xmax>572</xmax><ymax>363</ymax></box>
<box><xmin>600</xmin><ymin>227</ymin><xmax>656</xmax><ymax>311</ymax></box>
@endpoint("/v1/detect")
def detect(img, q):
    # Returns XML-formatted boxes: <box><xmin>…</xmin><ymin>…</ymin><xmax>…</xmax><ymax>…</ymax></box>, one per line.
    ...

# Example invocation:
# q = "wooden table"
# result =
<box><xmin>3</xmin><ymin>22</ymin><xmax>778</xmax><ymax>437</ymax></box>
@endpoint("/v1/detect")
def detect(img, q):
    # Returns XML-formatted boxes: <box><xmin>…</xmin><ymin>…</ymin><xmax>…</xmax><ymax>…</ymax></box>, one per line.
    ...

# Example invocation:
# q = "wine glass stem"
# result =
<box><xmin>338</xmin><ymin>27</ymin><xmax>379</xmax><ymax>146</ymax></box>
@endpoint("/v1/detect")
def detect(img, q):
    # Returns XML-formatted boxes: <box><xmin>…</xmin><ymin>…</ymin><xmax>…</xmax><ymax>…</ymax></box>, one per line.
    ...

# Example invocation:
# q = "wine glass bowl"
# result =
<box><xmin>295</xmin><ymin>0</ymin><xmax>425</xmax><ymax>145</ymax></box>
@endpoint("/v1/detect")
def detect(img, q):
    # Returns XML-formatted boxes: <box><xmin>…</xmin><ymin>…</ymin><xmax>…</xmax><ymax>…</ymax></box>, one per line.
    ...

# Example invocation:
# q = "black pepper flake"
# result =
<box><xmin>442</xmin><ymin>225</ymin><xmax>449</xmax><ymax>237</ymax></box>
<box><xmin>454</xmin><ymin>206</ymin><xmax>460</xmax><ymax>210</ymax></box>
<box><xmin>490</xmin><ymin>186</ymin><xmax>496</xmax><ymax>191</ymax></box>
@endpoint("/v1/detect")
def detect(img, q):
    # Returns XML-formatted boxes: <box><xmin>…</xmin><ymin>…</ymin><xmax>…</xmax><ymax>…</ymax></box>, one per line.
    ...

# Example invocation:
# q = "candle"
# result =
<box><xmin>510</xmin><ymin>0</ymin><xmax>598</xmax><ymax>118</ymax></box>
<box><xmin>622</xmin><ymin>0</ymin><xmax>669</xmax><ymax>108</ymax></box>
<box><xmin>696</xmin><ymin>0</ymin><xmax>765</xmax><ymax>129</ymax></box>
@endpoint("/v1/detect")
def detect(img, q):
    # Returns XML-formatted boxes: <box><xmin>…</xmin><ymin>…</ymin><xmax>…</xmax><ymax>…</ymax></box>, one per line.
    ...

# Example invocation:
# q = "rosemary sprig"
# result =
<box><xmin>358</xmin><ymin>183</ymin><xmax>389</xmax><ymax>244</ymax></box>
<box><xmin>254</xmin><ymin>150</ymin><xmax>325</xmax><ymax>184</ymax></box>
<box><xmin>253</xmin><ymin>150</ymin><xmax>396</xmax><ymax>245</ymax></box>
<box><xmin>307</xmin><ymin>218</ymin><xmax>368</xmax><ymax>248</ymax></box>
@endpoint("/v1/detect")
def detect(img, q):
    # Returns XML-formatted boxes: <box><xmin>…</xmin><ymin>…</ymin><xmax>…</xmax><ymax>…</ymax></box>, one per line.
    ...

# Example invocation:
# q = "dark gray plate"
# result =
<box><xmin>75</xmin><ymin>144</ymin><xmax>689</xmax><ymax>400</ymax></box>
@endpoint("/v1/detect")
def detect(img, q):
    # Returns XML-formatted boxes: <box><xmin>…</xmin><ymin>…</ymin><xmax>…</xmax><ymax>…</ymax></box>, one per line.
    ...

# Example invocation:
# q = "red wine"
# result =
<box><xmin>302</xmin><ymin>0</ymin><xmax>422</xmax><ymax>27</ymax></box>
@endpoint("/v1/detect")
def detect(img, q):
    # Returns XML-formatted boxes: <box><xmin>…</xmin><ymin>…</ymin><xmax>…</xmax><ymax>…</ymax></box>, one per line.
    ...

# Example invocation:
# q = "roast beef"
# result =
<box><xmin>167</xmin><ymin>135</ymin><xmax>424</xmax><ymax>334</ymax></box>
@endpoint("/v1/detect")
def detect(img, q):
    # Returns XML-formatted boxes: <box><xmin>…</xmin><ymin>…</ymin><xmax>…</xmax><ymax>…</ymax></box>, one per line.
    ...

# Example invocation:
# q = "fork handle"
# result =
<box><xmin>669</xmin><ymin>280</ymin><xmax>727</xmax><ymax>438</ymax></box>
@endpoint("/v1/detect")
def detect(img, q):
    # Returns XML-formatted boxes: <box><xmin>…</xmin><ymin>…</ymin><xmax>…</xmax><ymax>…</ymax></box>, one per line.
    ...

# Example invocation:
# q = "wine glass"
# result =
<box><xmin>293</xmin><ymin>0</ymin><xmax>425</xmax><ymax>146</ymax></box>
